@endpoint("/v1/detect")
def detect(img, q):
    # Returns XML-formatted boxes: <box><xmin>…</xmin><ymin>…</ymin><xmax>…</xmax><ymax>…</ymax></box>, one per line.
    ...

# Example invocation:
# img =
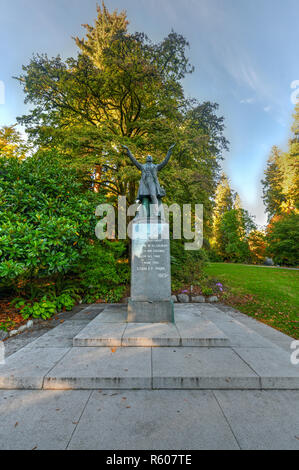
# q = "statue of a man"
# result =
<box><xmin>122</xmin><ymin>144</ymin><xmax>175</xmax><ymax>211</ymax></box>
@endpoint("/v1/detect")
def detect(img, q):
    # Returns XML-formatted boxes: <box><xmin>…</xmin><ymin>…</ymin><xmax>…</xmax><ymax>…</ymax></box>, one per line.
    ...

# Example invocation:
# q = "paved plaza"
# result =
<box><xmin>0</xmin><ymin>303</ymin><xmax>298</xmax><ymax>450</ymax></box>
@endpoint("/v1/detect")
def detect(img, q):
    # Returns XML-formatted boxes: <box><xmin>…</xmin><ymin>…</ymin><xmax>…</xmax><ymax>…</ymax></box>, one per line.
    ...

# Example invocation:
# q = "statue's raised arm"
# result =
<box><xmin>122</xmin><ymin>145</ymin><xmax>143</xmax><ymax>171</ymax></box>
<box><xmin>156</xmin><ymin>143</ymin><xmax>176</xmax><ymax>171</ymax></box>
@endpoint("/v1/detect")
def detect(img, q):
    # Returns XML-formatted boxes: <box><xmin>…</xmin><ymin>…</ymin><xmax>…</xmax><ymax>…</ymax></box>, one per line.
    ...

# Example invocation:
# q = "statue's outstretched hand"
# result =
<box><xmin>122</xmin><ymin>145</ymin><xmax>129</xmax><ymax>151</ymax></box>
<box><xmin>169</xmin><ymin>143</ymin><xmax>176</xmax><ymax>151</ymax></box>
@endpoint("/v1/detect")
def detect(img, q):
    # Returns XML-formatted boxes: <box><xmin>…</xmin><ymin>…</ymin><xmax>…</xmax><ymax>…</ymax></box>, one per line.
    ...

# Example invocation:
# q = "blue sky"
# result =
<box><xmin>1</xmin><ymin>0</ymin><xmax>299</xmax><ymax>226</ymax></box>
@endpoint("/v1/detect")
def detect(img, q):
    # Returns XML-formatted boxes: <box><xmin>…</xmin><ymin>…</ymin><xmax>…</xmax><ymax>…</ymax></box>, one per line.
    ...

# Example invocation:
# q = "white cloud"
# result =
<box><xmin>263</xmin><ymin>106</ymin><xmax>271</xmax><ymax>112</ymax></box>
<box><xmin>186</xmin><ymin>0</ymin><xmax>282</xmax><ymax>108</ymax></box>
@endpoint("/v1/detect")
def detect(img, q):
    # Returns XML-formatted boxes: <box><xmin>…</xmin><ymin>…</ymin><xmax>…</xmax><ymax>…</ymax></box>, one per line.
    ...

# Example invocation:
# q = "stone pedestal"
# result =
<box><xmin>127</xmin><ymin>217</ymin><xmax>174</xmax><ymax>323</ymax></box>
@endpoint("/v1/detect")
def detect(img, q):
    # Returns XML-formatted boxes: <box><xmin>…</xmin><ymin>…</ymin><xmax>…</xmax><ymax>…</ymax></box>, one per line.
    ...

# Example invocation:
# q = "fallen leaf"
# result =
<box><xmin>111</xmin><ymin>347</ymin><xmax>117</xmax><ymax>353</ymax></box>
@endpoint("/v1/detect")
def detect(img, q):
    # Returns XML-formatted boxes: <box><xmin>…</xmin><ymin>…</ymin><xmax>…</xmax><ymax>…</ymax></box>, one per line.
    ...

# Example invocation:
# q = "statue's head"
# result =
<box><xmin>146</xmin><ymin>155</ymin><xmax>153</xmax><ymax>163</ymax></box>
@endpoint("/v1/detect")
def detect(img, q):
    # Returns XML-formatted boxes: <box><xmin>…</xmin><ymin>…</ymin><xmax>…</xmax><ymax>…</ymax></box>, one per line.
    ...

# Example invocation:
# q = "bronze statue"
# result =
<box><xmin>122</xmin><ymin>144</ymin><xmax>175</xmax><ymax>214</ymax></box>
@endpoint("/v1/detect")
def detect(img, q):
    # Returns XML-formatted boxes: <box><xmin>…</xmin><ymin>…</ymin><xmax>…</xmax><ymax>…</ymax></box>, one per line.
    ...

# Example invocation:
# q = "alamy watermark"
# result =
<box><xmin>290</xmin><ymin>341</ymin><xmax>299</xmax><ymax>365</ymax></box>
<box><xmin>0</xmin><ymin>81</ymin><xmax>5</xmax><ymax>105</ymax></box>
<box><xmin>95</xmin><ymin>196</ymin><xmax>203</xmax><ymax>251</ymax></box>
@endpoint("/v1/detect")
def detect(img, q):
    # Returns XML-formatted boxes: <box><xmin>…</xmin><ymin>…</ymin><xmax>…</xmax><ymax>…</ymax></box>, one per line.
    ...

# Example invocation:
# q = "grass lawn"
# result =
<box><xmin>205</xmin><ymin>263</ymin><xmax>299</xmax><ymax>339</ymax></box>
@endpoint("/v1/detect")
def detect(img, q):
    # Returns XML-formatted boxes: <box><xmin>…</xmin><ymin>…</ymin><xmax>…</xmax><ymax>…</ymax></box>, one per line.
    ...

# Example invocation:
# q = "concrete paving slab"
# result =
<box><xmin>201</xmin><ymin>309</ymin><xmax>278</xmax><ymax>348</ymax></box>
<box><xmin>74</xmin><ymin>323</ymin><xmax>127</xmax><ymax>347</ymax></box>
<box><xmin>0</xmin><ymin>389</ymin><xmax>91</xmax><ymax>450</ymax></box>
<box><xmin>176</xmin><ymin>319</ymin><xmax>229</xmax><ymax>347</ymax></box>
<box><xmin>3</xmin><ymin>330</ymin><xmax>51</xmax><ymax>357</ymax></box>
<box><xmin>25</xmin><ymin>336</ymin><xmax>73</xmax><ymax>348</ymax></box>
<box><xmin>73</xmin><ymin>311</ymin><xmax>229</xmax><ymax>347</ymax></box>
<box><xmin>25</xmin><ymin>321</ymin><xmax>88</xmax><ymax>349</ymax></box>
<box><xmin>217</xmin><ymin>305</ymin><xmax>296</xmax><ymax>346</ymax></box>
<box><xmin>174</xmin><ymin>303</ymin><xmax>201</xmax><ymax>311</ymax></box>
<box><xmin>96</xmin><ymin>305</ymin><xmax>127</xmax><ymax>323</ymax></box>
<box><xmin>70</xmin><ymin>306</ymin><xmax>105</xmax><ymax>321</ymax></box>
<box><xmin>43</xmin><ymin>320</ymin><xmax>88</xmax><ymax>334</ymax></box>
<box><xmin>152</xmin><ymin>347</ymin><xmax>260</xmax><ymax>389</ymax></box>
<box><xmin>0</xmin><ymin>347</ymin><xmax>70</xmax><ymax>389</ymax></box>
<box><xmin>174</xmin><ymin>304</ymin><xmax>202</xmax><ymax>322</ymax></box>
<box><xmin>122</xmin><ymin>323</ymin><xmax>180</xmax><ymax>346</ymax></box>
<box><xmin>214</xmin><ymin>390</ymin><xmax>299</xmax><ymax>449</ymax></box>
<box><xmin>26</xmin><ymin>320</ymin><xmax>86</xmax><ymax>348</ymax></box>
<box><xmin>267</xmin><ymin>339</ymin><xmax>295</xmax><ymax>353</ymax></box>
<box><xmin>234</xmin><ymin>347</ymin><xmax>299</xmax><ymax>389</ymax></box>
<box><xmin>68</xmin><ymin>390</ymin><xmax>239</xmax><ymax>450</ymax></box>
<box><xmin>44</xmin><ymin>347</ymin><xmax>152</xmax><ymax>390</ymax></box>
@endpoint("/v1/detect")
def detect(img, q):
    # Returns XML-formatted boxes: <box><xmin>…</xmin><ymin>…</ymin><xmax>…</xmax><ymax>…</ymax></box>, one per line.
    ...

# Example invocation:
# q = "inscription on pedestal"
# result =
<box><xmin>131</xmin><ymin>222</ymin><xmax>171</xmax><ymax>302</ymax></box>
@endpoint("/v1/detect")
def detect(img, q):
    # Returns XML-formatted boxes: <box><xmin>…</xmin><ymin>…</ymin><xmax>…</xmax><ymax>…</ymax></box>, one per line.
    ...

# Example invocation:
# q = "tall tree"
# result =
<box><xmin>233</xmin><ymin>192</ymin><xmax>242</xmax><ymax>211</ymax></box>
<box><xmin>217</xmin><ymin>208</ymin><xmax>255</xmax><ymax>262</ymax></box>
<box><xmin>262</xmin><ymin>146</ymin><xmax>284</xmax><ymax>219</ymax></box>
<box><xmin>262</xmin><ymin>104</ymin><xmax>299</xmax><ymax>266</ymax></box>
<box><xmin>262</xmin><ymin>105</ymin><xmax>299</xmax><ymax>219</ymax></box>
<box><xmin>282</xmin><ymin>103</ymin><xmax>299</xmax><ymax>212</ymax></box>
<box><xmin>248</xmin><ymin>230</ymin><xmax>267</xmax><ymax>264</ymax></box>
<box><xmin>211</xmin><ymin>173</ymin><xmax>234</xmax><ymax>250</ymax></box>
<box><xmin>15</xmin><ymin>2</ymin><xmax>228</xmax><ymax>228</ymax></box>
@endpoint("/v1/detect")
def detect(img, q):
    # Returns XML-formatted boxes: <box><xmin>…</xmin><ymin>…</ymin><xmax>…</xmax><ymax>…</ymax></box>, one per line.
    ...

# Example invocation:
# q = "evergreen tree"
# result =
<box><xmin>233</xmin><ymin>192</ymin><xmax>242</xmax><ymax>211</ymax></box>
<box><xmin>283</xmin><ymin>103</ymin><xmax>299</xmax><ymax>212</ymax></box>
<box><xmin>262</xmin><ymin>104</ymin><xmax>299</xmax><ymax>219</ymax></box>
<box><xmin>218</xmin><ymin>209</ymin><xmax>254</xmax><ymax>263</ymax></box>
<box><xmin>262</xmin><ymin>104</ymin><xmax>299</xmax><ymax>266</ymax></box>
<box><xmin>212</xmin><ymin>173</ymin><xmax>234</xmax><ymax>251</ymax></box>
<box><xmin>211</xmin><ymin>178</ymin><xmax>256</xmax><ymax>261</ymax></box>
<box><xmin>262</xmin><ymin>146</ymin><xmax>284</xmax><ymax>219</ymax></box>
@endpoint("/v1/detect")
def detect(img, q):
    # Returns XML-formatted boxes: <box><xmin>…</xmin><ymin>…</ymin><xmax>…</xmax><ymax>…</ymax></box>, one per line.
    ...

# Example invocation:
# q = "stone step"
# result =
<box><xmin>1</xmin><ymin>344</ymin><xmax>299</xmax><ymax>391</ymax></box>
<box><xmin>1</xmin><ymin>304</ymin><xmax>298</xmax><ymax>391</ymax></box>
<box><xmin>73</xmin><ymin>313</ymin><xmax>230</xmax><ymax>347</ymax></box>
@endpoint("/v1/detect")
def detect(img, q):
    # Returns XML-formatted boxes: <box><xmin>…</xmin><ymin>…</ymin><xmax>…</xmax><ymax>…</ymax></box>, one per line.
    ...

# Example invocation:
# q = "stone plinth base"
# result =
<box><xmin>128</xmin><ymin>217</ymin><xmax>173</xmax><ymax>323</ymax></box>
<box><xmin>127</xmin><ymin>299</ymin><xmax>174</xmax><ymax>323</ymax></box>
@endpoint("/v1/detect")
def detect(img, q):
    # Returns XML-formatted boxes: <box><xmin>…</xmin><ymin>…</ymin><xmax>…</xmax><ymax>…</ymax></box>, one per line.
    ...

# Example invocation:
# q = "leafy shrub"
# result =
<box><xmin>79</xmin><ymin>240</ymin><xmax>130</xmax><ymax>303</ymax></box>
<box><xmin>13</xmin><ymin>297</ymin><xmax>56</xmax><ymax>320</ymax></box>
<box><xmin>0</xmin><ymin>318</ymin><xmax>16</xmax><ymax>331</ymax></box>
<box><xmin>13</xmin><ymin>291</ymin><xmax>77</xmax><ymax>320</ymax></box>
<box><xmin>0</xmin><ymin>150</ymin><xmax>103</xmax><ymax>295</ymax></box>
<box><xmin>206</xmin><ymin>247</ymin><xmax>223</xmax><ymax>262</ymax></box>
<box><xmin>201</xmin><ymin>286</ymin><xmax>213</xmax><ymax>296</ymax></box>
<box><xmin>170</xmin><ymin>240</ymin><xmax>208</xmax><ymax>290</ymax></box>
<box><xmin>0</xmin><ymin>150</ymin><xmax>131</xmax><ymax>315</ymax></box>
